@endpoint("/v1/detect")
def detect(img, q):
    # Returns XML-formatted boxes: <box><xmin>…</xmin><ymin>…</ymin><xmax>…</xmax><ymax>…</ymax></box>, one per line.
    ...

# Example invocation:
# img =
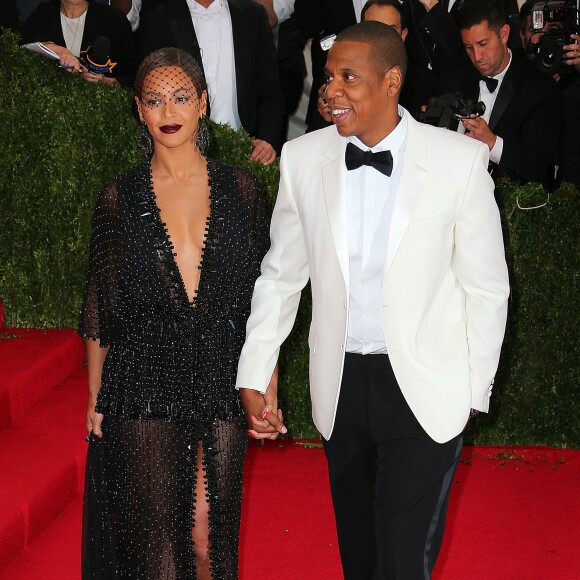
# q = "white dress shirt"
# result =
<box><xmin>479</xmin><ymin>49</ymin><xmax>512</xmax><ymax>165</ymax></box>
<box><xmin>351</xmin><ymin>0</ymin><xmax>364</xmax><ymax>22</ymax></box>
<box><xmin>273</xmin><ymin>0</ymin><xmax>294</xmax><ymax>24</ymax></box>
<box><xmin>187</xmin><ymin>0</ymin><xmax>242</xmax><ymax>130</ymax></box>
<box><xmin>345</xmin><ymin>108</ymin><xmax>408</xmax><ymax>354</ymax></box>
<box><xmin>126</xmin><ymin>0</ymin><xmax>142</xmax><ymax>32</ymax></box>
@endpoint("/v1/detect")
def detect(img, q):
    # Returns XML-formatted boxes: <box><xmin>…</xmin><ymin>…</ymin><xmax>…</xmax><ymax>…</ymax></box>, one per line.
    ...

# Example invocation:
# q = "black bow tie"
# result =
<box><xmin>345</xmin><ymin>143</ymin><xmax>393</xmax><ymax>177</ymax></box>
<box><xmin>479</xmin><ymin>75</ymin><xmax>499</xmax><ymax>93</ymax></box>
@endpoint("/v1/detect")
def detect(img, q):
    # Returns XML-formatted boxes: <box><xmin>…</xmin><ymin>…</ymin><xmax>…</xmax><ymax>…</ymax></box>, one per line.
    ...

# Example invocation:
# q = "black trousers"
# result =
<box><xmin>323</xmin><ymin>353</ymin><xmax>463</xmax><ymax>580</ymax></box>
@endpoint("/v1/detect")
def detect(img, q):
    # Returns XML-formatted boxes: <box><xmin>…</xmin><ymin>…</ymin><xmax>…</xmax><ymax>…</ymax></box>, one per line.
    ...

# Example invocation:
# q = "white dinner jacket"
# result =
<box><xmin>236</xmin><ymin>112</ymin><xmax>510</xmax><ymax>444</ymax></box>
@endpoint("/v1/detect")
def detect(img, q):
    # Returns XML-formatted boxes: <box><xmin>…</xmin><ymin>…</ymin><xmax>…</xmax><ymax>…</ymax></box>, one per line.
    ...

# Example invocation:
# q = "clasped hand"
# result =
<box><xmin>240</xmin><ymin>366</ymin><xmax>287</xmax><ymax>440</ymax></box>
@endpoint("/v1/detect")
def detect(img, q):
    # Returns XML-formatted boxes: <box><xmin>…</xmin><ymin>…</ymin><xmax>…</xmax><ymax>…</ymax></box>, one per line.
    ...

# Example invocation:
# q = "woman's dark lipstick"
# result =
<box><xmin>160</xmin><ymin>124</ymin><xmax>182</xmax><ymax>134</ymax></box>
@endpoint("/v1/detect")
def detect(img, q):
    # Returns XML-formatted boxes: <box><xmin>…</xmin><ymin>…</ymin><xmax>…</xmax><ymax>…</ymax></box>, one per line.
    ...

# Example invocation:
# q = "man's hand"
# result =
<box><xmin>563</xmin><ymin>33</ymin><xmax>580</xmax><ymax>73</ymax></box>
<box><xmin>240</xmin><ymin>366</ymin><xmax>286</xmax><ymax>440</ymax></box>
<box><xmin>250</xmin><ymin>139</ymin><xmax>277</xmax><ymax>165</ymax></box>
<box><xmin>317</xmin><ymin>83</ymin><xmax>332</xmax><ymax>123</ymax></box>
<box><xmin>462</xmin><ymin>114</ymin><xmax>497</xmax><ymax>150</ymax></box>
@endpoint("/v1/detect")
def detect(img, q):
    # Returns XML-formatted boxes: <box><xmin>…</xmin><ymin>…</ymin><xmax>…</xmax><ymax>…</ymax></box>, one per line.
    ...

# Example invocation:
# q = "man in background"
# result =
<box><xmin>437</xmin><ymin>0</ymin><xmax>561</xmax><ymax>184</ymax></box>
<box><xmin>139</xmin><ymin>0</ymin><xmax>285</xmax><ymax>164</ymax></box>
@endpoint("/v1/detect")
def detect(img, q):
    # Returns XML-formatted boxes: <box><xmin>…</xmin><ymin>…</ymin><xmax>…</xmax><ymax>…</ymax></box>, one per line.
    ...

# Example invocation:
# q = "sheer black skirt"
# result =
<box><xmin>82</xmin><ymin>415</ymin><xmax>247</xmax><ymax>579</ymax></box>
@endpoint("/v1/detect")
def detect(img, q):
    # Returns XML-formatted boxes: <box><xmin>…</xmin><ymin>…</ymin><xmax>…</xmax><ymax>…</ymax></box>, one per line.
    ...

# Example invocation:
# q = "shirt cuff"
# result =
<box><xmin>237</xmin><ymin>385</ymin><xmax>268</xmax><ymax>394</ymax></box>
<box><xmin>273</xmin><ymin>0</ymin><xmax>294</xmax><ymax>24</ymax></box>
<box><xmin>489</xmin><ymin>135</ymin><xmax>503</xmax><ymax>165</ymax></box>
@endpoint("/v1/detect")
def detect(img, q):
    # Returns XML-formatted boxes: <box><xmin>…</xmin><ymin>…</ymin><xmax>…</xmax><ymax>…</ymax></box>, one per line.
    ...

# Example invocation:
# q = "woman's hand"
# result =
<box><xmin>240</xmin><ymin>365</ymin><xmax>286</xmax><ymax>440</ymax></box>
<box><xmin>85</xmin><ymin>339</ymin><xmax>108</xmax><ymax>439</ymax></box>
<box><xmin>52</xmin><ymin>45</ymin><xmax>84</xmax><ymax>73</ymax></box>
<box><xmin>81</xmin><ymin>71</ymin><xmax>120</xmax><ymax>86</ymax></box>
<box><xmin>86</xmin><ymin>391</ymin><xmax>104</xmax><ymax>438</ymax></box>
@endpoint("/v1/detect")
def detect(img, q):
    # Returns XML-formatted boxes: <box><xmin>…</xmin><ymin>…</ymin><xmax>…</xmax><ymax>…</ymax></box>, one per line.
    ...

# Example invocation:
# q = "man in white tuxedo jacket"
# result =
<box><xmin>236</xmin><ymin>21</ymin><xmax>509</xmax><ymax>579</ymax></box>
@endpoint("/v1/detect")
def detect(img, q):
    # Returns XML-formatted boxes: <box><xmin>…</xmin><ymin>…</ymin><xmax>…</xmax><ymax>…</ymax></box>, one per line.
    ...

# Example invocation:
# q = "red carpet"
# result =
<box><xmin>0</xmin><ymin>327</ymin><xmax>578</xmax><ymax>579</ymax></box>
<box><xmin>1</xmin><ymin>439</ymin><xmax>578</xmax><ymax>579</ymax></box>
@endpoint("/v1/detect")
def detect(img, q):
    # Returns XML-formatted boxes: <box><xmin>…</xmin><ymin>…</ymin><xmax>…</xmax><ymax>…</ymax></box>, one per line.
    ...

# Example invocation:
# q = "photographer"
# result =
<box><xmin>435</xmin><ymin>0</ymin><xmax>561</xmax><ymax>185</ymax></box>
<box><xmin>519</xmin><ymin>1</ymin><xmax>580</xmax><ymax>80</ymax></box>
<box><xmin>519</xmin><ymin>1</ymin><xmax>580</xmax><ymax>187</ymax></box>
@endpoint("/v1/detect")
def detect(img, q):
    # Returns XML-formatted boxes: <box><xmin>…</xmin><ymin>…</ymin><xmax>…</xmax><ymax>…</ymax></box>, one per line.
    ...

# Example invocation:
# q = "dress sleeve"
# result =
<box><xmin>233</xmin><ymin>168</ymin><xmax>271</xmax><ymax>300</ymax></box>
<box><xmin>238</xmin><ymin>168</ymin><xmax>270</xmax><ymax>262</ymax></box>
<box><xmin>78</xmin><ymin>180</ymin><xmax>122</xmax><ymax>347</ymax></box>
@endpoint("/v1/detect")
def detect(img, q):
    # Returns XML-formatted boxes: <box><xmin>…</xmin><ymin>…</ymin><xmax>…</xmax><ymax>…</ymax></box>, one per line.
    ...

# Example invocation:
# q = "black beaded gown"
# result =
<box><xmin>78</xmin><ymin>159</ymin><xmax>270</xmax><ymax>579</ymax></box>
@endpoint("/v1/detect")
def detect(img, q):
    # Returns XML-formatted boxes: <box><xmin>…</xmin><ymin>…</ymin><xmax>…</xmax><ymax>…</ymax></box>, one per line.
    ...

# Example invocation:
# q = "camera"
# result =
<box><xmin>416</xmin><ymin>93</ymin><xmax>486</xmax><ymax>131</ymax></box>
<box><xmin>529</xmin><ymin>1</ymin><xmax>579</xmax><ymax>76</ymax></box>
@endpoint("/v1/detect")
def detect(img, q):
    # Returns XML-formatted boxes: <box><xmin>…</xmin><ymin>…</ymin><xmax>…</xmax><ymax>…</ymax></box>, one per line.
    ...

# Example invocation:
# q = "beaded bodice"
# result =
<box><xmin>78</xmin><ymin>159</ymin><xmax>270</xmax><ymax>423</ymax></box>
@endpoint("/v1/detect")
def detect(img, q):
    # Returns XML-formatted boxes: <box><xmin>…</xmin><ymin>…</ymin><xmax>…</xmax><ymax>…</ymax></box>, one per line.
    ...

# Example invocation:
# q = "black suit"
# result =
<box><xmin>404</xmin><ymin>0</ymin><xmax>466</xmax><ymax>74</ymax></box>
<box><xmin>138</xmin><ymin>0</ymin><xmax>285</xmax><ymax>152</ymax></box>
<box><xmin>20</xmin><ymin>0</ymin><xmax>138</xmax><ymax>87</ymax></box>
<box><xmin>438</xmin><ymin>55</ymin><xmax>562</xmax><ymax>183</ymax></box>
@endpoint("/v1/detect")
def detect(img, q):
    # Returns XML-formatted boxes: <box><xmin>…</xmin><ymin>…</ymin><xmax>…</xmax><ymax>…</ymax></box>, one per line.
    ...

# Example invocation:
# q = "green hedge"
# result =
<box><xmin>1</xmin><ymin>31</ymin><xmax>578</xmax><ymax>446</ymax></box>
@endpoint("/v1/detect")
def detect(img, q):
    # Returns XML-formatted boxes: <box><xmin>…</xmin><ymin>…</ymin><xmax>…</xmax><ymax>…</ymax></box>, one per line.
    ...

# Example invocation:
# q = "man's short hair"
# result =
<box><xmin>361</xmin><ymin>0</ymin><xmax>408</xmax><ymax>32</ymax></box>
<box><xmin>335</xmin><ymin>20</ymin><xmax>408</xmax><ymax>80</ymax></box>
<box><xmin>456</xmin><ymin>0</ymin><xmax>507</xmax><ymax>33</ymax></box>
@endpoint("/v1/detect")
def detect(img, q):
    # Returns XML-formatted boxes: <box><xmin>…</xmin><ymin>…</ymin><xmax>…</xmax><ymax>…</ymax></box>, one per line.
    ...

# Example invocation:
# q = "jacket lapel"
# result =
<box><xmin>321</xmin><ymin>131</ymin><xmax>350</xmax><ymax>287</ymax></box>
<box><xmin>383</xmin><ymin>116</ymin><xmax>428</xmax><ymax>279</ymax></box>
<box><xmin>228</xmin><ymin>0</ymin><xmax>246</xmax><ymax>98</ymax></box>
<box><xmin>168</xmin><ymin>0</ymin><xmax>202</xmax><ymax>65</ymax></box>
<box><xmin>489</xmin><ymin>57</ymin><xmax>519</xmax><ymax>131</ymax></box>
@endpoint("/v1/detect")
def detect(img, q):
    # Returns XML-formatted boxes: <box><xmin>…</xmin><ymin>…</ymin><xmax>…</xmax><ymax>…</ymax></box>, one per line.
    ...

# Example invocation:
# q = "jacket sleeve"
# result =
<box><xmin>452</xmin><ymin>143</ymin><xmax>510</xmax><ymax>411</ymax></box>
<box><xmin>236</xmin><ymin>145</ymin><xmax>310</xmax><ymax>392</ymax></box>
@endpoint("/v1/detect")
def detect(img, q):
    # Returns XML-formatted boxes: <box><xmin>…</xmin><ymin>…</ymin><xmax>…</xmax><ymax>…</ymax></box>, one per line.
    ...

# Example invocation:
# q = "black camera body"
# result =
<box><xmin>530</xmin><ymin>1</ymin><xmax>580</xmax><ymax>76</ymax></box>
<box><xmin>533</xmin><ymin>28</ymin><xmax>573</xmax><ymax>75</ymax></box>
<box><xmin>416</xmin><ymin>93</ymin><xmax>486</xmax><ymax>131</ymax></box>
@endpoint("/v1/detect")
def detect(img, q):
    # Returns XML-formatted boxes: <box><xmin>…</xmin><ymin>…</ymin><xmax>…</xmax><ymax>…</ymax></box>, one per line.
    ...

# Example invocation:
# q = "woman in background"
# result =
<box><xmin>21</xmin><ymin>0</ymin><xmax>137</xmax><ymax>87</ymax></box>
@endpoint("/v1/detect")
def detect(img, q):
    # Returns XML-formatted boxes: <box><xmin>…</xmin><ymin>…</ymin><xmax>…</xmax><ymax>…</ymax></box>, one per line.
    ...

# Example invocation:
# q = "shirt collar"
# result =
<box><xmin>348</xmin><ymin>105</ymin><xmax>408</xmax><ymax>158</ymax></box>
<box><xmin>187</xmin><ymin>0</ymin><xmax>224</xmax><ymax>16</ymax></box>
<box><xmin>490</xmin><ymin>48</ymin><xmax>512</xmax><ymax>82</ymax></box>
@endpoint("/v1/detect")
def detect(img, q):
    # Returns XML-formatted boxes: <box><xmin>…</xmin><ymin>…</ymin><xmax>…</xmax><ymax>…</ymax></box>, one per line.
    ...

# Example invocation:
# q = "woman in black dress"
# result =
<box><xmin>79</xmin><ymin>48</ymin><xmax>270</xmax><ymax>579</ymax></box>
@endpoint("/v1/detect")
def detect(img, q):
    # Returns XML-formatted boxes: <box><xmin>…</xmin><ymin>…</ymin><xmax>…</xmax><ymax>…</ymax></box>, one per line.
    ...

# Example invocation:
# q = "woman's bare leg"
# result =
<box><xmin>193</xmin><ymin>440</ymin><xmax>212</xmax><ymax>580</ymax></box>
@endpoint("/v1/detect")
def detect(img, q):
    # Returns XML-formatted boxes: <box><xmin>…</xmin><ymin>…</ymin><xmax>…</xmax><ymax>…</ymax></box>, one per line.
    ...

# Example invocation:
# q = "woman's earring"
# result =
<box><xmin>196</xmin><ymin>115</ymin><xmax>209</xmax><ymax>154</ymax></box>
<box><xmin>138</xmin><ymin>120</ymin><xmax>153</xmax><ymax>158</ymax></box>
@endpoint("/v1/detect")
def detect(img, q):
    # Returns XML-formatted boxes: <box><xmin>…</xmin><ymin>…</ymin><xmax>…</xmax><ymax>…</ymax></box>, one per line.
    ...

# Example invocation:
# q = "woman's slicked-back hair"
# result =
<box><xmin>135</xmin><ymin>47</ymin><xmax>207</xmax><ymax>100</ymax></box>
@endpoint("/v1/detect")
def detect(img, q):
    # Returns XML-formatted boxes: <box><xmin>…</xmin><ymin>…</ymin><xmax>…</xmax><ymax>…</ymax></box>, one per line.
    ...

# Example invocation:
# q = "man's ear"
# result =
<box><xmin>386</xmin><ymin>65</ymin><xmax>403</xmax><ymax>96</ymax></box>
<box><xmin>500</xmin><ymin>23</ymin><xmax>510</xmax><ymax>45</ymax></box>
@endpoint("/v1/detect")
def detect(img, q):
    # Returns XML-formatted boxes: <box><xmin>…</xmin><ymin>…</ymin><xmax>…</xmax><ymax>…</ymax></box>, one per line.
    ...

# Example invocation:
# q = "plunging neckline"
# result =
<box><xmin>147</xmin><ymin>161</ymin><xmax>213</xmax><ymax>309</ymax></box>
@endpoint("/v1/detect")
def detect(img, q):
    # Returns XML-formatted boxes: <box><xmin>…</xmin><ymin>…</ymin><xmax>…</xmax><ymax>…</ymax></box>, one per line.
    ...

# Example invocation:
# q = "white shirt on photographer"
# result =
<box><xmin>187</xmin><ymin>0</ymin><xmax>242</xmax><ymax>131</ymax></box>
<box><xmin>479</xmin><ymin>49</ymin><xmax>512</xmax><ymax>165</ymax></box>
